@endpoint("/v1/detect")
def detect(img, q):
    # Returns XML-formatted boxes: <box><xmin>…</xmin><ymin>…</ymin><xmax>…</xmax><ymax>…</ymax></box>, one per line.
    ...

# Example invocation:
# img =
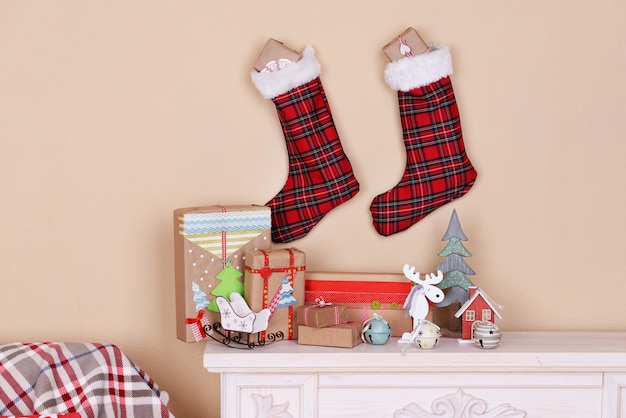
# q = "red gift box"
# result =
<box><xmin>305</xmin><ymin>272</ymin><xmax>433</xmax><ymax>336</ymax></box>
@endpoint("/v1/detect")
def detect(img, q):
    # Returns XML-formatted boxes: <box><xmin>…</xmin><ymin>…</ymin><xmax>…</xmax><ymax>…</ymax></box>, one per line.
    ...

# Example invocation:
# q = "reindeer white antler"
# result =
<box><xmin>402</xmin><ymin>264</ymin><xmax>420</xmax><ymax>283</ymax></box>
<box><xmin>403</xmin><ymin>265</ymin><xmax>443</xmax><ymax>286</ymax></box>
<box><xmin>425</xmin><ymin>270</ymin><xmax>443</xmax><ymax>285</ymax></box>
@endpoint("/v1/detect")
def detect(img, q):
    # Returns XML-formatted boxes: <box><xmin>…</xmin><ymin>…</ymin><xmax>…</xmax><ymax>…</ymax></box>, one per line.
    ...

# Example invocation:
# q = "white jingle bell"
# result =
<box><xmin>413</xmin><ymin>319</ymin><xmax>441</xmax><ymax>350</ymax></box>
<box><xmin>472</xmin><ymin>321</ymin><xmax>502</xmax><ymax>349</ymax></box>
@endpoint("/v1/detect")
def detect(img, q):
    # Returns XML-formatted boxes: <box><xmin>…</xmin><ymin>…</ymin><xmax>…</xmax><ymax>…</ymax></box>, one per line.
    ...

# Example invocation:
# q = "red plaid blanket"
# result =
<box><xmin>0</xmin><ymin>342</ymin><xmax>173</xmax><ymax>418</ymax></box>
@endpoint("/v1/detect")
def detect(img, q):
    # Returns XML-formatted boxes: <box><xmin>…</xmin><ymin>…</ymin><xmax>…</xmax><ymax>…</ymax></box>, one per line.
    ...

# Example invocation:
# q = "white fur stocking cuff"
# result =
<box><xmin>384</xmin><ymin>44</ymin><xmax>453</xmax><ymax>92</ymax></box>
<box><xmin>251</xmin><ymin>45</ymin><xmax>321</xmax><ymax>99</ymax></box>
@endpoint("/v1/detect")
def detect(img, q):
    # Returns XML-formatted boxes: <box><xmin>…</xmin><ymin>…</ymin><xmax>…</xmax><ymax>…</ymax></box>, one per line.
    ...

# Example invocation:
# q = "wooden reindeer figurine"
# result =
<box><xmin>399</xmin><ymin>265</ymin><xmax>444</xmax><ymax>349</ymax></box>
<box><xmin>402</xmin><ymin>265</ymin><xmax>444</xmax><ymax>321</ymax></box>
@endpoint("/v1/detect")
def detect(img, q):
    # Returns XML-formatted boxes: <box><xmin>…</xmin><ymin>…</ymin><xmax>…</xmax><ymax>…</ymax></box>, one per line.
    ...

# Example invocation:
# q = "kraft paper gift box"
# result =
<box><xmin>383</xmin><ymin>27</ymin><xmax>429</xmax><ymax>62</ymax></box>
<box><xmin>296</xmin><ymin>304</ymin><xmax>348</xmax><ymax>328</ymax></box>
<box><xmin>174</xmin><ymin>204</ymin><xmax>271</xmax><ymax>342</ymax></box>
<box><xmin>305</xmin><ymin>271</ymin><xmax>432</xmax><ymax>337</ymax></box>
<box><xmin>253</xmin><ymin>38</ymin><xmax>302</xmax><ymax>72</ymax></box>
<box><xmin>244</xmin><ymin>248</ymin><xmax>306</xmax><ymax>340</ymax></box>
<box><xmin>297</xmin><ymin>323</ymin><xmax>362</xmax><ymax>348</ymax></box>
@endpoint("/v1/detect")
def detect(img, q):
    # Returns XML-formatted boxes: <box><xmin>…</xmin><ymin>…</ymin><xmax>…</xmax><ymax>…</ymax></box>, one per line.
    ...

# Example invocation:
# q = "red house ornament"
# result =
<box><xmin>454</xmin><ymin>286</ymin><xmax>502</xmax><ymax>341</ymax></box>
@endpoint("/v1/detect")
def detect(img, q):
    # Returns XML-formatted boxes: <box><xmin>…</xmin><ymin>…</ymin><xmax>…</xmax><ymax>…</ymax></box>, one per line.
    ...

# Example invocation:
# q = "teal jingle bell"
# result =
<box><xmin>361</xmin><ymin>314</ymin><xmax>392</xmax><ymax>345</ymax></box>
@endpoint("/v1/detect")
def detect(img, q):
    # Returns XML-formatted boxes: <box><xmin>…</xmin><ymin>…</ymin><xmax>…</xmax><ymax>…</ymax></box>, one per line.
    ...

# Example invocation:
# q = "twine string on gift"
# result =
<box><xmin>246</xmin><ymin>249</ymin><xmax>306</xmax><ymax>280</ymax></box>
<box><xmin>303</xmin><ymin>305</ymin><xmax>312</xmax><ymax>325</ymax></box>
<box><xmin>333</xmin><ymin>305</ymin><xmax>340</xmax><ymax>325</ymax></box>
<box><xmin>220</xmin><ymin>206</ymin><xmax>228</xmax><ymax>267</ymax></box>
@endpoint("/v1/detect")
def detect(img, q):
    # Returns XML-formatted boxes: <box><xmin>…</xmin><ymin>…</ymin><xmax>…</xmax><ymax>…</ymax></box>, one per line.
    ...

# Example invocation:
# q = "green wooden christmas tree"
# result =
<box><xmin>207</xmin><ymin>261</ymin><xmax>244</xmax><ymax>312</ymax></box>
<box><xmin>435</xmin><ymin>209</ymin><xmax>476</xmax><ymax>333</ymax></box>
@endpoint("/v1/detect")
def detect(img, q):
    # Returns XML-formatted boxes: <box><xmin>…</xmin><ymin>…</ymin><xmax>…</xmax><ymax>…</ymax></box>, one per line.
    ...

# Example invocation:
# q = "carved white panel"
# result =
<box><xmin>222</xmin><ymin>373</ymin><xmax>316</xmax><ymax>418</ymax></box>
<box><xmin>252</xmin><ymin>393</ymin><xmax>293</xmax><ymax>418</ymax></box>
<box><xmin>393</xmin><ymin>390</ymin><xmax>527</xmax><ymax>418</ymax></box>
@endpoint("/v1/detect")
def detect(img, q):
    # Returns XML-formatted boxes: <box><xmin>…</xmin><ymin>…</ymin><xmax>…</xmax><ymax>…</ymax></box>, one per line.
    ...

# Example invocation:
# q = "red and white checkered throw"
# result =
<box><xmin>0</xmin><ymin>342</ymin><xmax>173</xmax><ymax>418</ymax></box>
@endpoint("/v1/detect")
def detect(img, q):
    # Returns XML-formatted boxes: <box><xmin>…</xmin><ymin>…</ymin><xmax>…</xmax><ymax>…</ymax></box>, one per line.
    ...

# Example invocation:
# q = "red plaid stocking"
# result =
<box><xmin>370</xmin><ymin>44</ymin><xmax>477</xmax><ymax>236</ymax></box>
<box><xmin>252</xmin><ymin>46</ymin><xmax>359</xmax><ymax>243</ymax></box>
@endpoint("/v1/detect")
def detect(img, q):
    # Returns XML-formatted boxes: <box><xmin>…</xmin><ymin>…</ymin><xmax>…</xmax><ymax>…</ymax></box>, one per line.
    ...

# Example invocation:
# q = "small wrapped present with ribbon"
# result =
<box><xmin>297</xmin><ymin>322</ymin><xmax>363</xmax><ymax>348</ymax></box>
<box><xmin>244</xmin><ymin>248</ymin><xmax>306</xmax><ymax>340</ymax></box>
<box><xmin>296</xmin><ymin>298</ymin><xmax>348</xmax><ymax>329</ymax></box>
<box><xmin>253</xmin><ymin>38</ymin><xmax>302</xmax><ymax>72</ymax></box>
<box><xmin>185</xmin><ymin>310</ymin><xmax>211</xmax><ymax>342</ymax></box>
<box><xmin>383</xmin><ymin>27</ymin><xmax>430</xmax><ymax>62</ymax></box>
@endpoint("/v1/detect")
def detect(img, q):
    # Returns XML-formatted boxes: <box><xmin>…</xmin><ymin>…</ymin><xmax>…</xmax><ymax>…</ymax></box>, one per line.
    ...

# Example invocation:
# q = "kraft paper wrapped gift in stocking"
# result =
<box><xmin>370</xmin><ymin>42</ymin><xmax>478</xmax><ymax>236</ymax></box>
<box><xmin>251</xmin><ymin>45</ymin><xmax>360</xmax><ymax>243</ymax></box>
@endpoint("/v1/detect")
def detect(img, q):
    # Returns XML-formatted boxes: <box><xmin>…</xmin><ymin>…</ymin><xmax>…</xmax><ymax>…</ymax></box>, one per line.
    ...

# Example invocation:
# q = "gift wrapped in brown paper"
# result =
<box><xmin>305</xmin><ymin>271</ymin><xmax>434</xmax><ymax>337</ymax></box>
<box><xmin>244</xmin><ymin>248</ymin><xmax>306</xmax><ymax>340</ymax></box>
<box><xmin>297</xmin><ymin>323</ymin><xmax>362</xmax><ymax>348</ymax></box>
<box><xmin>383</xmin><ymin>27</ymin><xmax>429</xmax><ymax>62</ymax></box>
<box><xmin>174</xmin><ymin>205</ymin><xmax>271</xmax><ymax>342</ymax></box>
<box><xmin>296</xmin><ymin>304</ymin><xmax>348</xmax><ymax>328</ymax></box>
<box><xmin>254</xmin><ymin>38</ymin><xmax>302</xmax><ymax>72</ymax></box>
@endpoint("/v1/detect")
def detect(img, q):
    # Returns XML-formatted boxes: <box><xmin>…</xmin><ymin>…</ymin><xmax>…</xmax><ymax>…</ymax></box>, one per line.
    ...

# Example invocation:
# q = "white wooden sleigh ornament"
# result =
<box><xmin>199</xmin><ymin>292</ymin><xmax>284</xmax><ymax>349</ymax></box>
<box><xmin>208</xmin><ymin>277</ymin><xmax>296</xmax><ymax>348</ymax></box>
<box><xmin>216</xmin><ymin>293</ymin><xmax>271</xmax><ymax>334</ymax></box>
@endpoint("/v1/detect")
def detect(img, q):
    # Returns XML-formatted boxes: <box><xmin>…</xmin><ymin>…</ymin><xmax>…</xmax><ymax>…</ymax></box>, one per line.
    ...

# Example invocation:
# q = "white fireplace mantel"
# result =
<box><xmin>204</xmin><ymin>331</ymin><xmax>626</xmax><ymax>417</ymax></box>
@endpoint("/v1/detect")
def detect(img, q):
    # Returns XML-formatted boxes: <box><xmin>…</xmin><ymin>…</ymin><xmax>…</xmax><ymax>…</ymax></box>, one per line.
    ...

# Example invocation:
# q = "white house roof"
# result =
<box><xmin>454</xmin><ymin>287</ymin><xmax>503</xmax><ymax>319</ymax></box>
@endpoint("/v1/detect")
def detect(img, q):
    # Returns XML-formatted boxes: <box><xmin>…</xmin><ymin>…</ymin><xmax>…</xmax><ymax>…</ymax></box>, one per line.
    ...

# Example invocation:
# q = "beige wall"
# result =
<box><xmin>2</xmin><ymin>1</ymin><xmax>625</xmax><ymax>416</ymax></box>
